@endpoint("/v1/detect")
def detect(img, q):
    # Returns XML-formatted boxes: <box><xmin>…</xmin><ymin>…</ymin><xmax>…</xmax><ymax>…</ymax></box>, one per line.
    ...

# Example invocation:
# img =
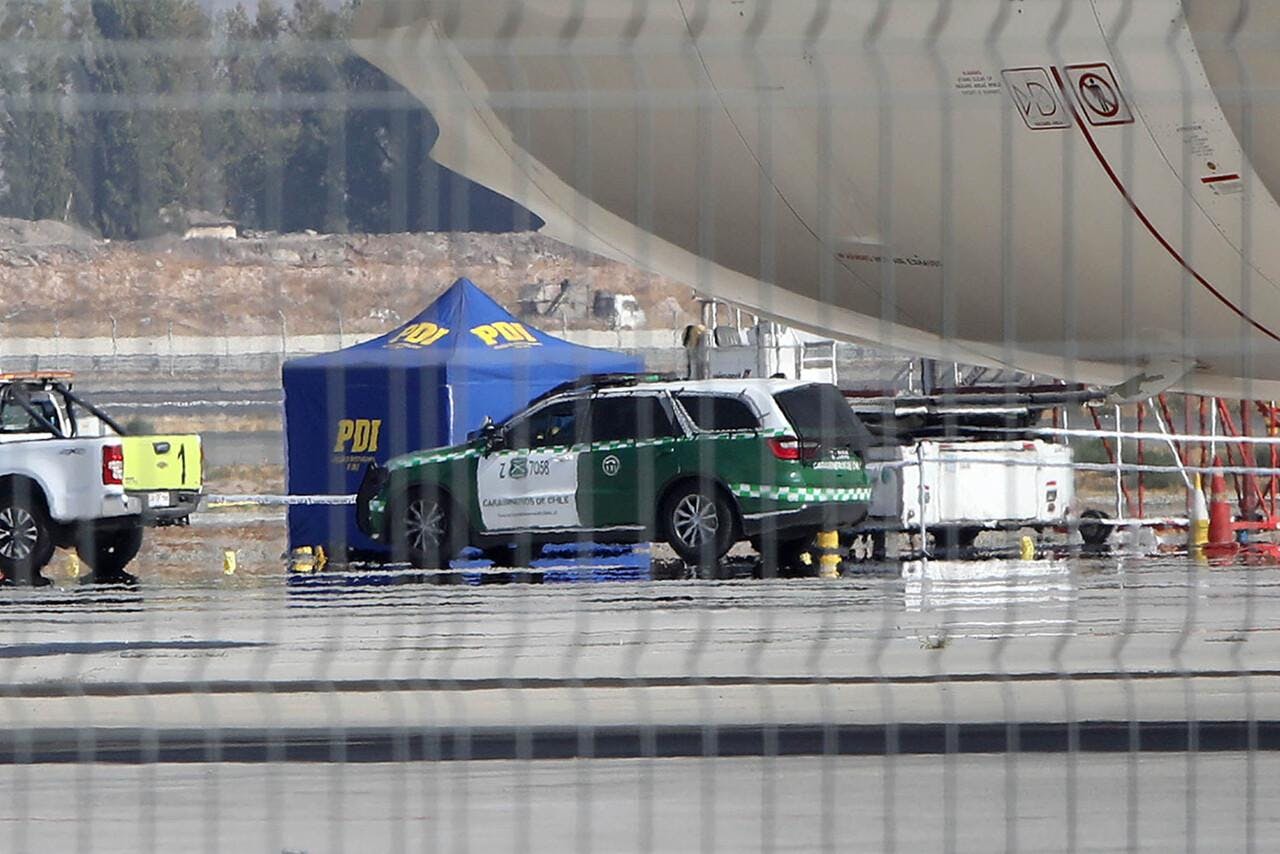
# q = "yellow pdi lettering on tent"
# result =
<box><xmin>388</xmin><ymin>322</ymin><xmax>450</xmax><ymax>348</ymax></box>
<box><xmin>334</xmin><ymin>419</ymin><xmax>383</xmax><ymax>454</ymax></box>
<box><xmin>471</xmin><ymin>321</ymin><xmax>539</xmax><ymax>347</ymax></box>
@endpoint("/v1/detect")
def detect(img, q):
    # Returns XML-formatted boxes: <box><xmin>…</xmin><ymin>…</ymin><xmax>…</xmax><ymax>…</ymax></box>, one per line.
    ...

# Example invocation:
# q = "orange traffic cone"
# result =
<box><xmin>1205</xmin><ymin>462</ymin><xmax>1239</xmax><ymax>558</ymax></box>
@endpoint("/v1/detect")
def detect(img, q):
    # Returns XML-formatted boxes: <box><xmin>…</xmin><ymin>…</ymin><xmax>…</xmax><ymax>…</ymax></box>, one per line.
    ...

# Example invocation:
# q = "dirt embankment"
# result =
<box><xmin>0</xmin><ymin>221</ymin><xmax>699</xmax><ymax>338</ymax></box>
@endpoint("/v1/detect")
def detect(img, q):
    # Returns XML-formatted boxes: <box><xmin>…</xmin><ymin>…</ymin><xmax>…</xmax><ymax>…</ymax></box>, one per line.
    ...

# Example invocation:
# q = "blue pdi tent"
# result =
<box><xmin>282</xmin><ymin>278</ymin><xmax>642</xmax><ymax>555</ymax></box>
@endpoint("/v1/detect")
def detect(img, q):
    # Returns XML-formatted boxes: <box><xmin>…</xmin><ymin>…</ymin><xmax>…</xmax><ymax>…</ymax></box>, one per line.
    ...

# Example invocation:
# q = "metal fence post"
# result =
<box><xmin>1114</xmin><ymin>404</ymin><xmax>1124</xmax><ymax>521</ymax></box>
<box><xmin>279</xmin><ymin>309</ymin><xmax>288</xmax><ymax>364</ymax></box>
<box><xmin>917</xmin><ymin>444</ymin><xmax>929</xmax><ymax>559</ymax></box>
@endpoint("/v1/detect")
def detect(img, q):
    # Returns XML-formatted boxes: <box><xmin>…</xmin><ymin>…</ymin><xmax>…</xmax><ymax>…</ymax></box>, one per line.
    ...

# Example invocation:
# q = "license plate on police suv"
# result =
<box><xmin>147</xmin><ymin>492</ymin><xmax>172</xmax><ymax>509</ymax></box>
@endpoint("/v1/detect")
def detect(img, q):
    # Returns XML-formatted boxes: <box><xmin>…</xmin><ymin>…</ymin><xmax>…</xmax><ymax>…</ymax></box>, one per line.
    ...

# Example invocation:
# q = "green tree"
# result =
<box><xmin>0</xmin><ymin>1</ymin><xmax>78</xmax><ymax>223</ymax></box>
<box><xmin>278</xmin><ymin>0</ymin><xmax>348</xmax><ymax>233</ymax></box>
<box><xmin>0</xmin><ymin>0</ymin><xmax>533</xmax><ymax>239</ymax></box>
<box><xmin>76</xmin><ymin>0</ymin><xmax>213</xmax><ymax>238</ymax></box>
<box><xmin>340</xmin><ymin>44</ymin><xmax>541</xmax><ymax>235</ymax></box>
<box><xmin>220</xmin><ymin>0</ymin><xmax>294</xmax><ymax>230</ymax></box>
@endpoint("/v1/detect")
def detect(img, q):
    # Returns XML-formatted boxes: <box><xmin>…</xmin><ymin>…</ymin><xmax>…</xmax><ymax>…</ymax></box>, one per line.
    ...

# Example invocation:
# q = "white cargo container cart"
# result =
<box><xmin>842</xmin><ymin>381</ymin><xmax>1109</xmax><ymax>558</ymax></box>
<box><xmin>864</xmin><ymin>439</ymin><xmax>1075</xmax><ymax>550</ymax></box>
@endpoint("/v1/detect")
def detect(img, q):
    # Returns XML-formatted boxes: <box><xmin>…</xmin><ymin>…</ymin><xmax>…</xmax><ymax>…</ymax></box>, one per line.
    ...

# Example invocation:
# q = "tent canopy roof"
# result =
<box><xmin>285</xmin><ymin>277</ymin><xmax>638</xmax><ymax>376</ymax></box>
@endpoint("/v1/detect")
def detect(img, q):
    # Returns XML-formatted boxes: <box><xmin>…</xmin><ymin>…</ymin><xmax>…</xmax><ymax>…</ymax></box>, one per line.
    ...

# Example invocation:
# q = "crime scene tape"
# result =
<box><xmin>96</xmin><ymin>399</ymin><xmax>279</xmax><ymax>410</ymax></box>
<box><xmin>204</xmin><ymin>494</ymin><xmax>355</xmax><ymax>507</ymax></box>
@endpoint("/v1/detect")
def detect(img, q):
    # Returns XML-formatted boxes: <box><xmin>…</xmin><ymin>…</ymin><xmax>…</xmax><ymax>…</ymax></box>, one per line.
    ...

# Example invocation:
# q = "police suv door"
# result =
<box><xmin>476</xmin><ymin>396</ymin><xmax>587</xmax><ymax>532</ymax></box>
<box><xmin>582</xmin><ymin>392</ymin><xmax>685</xmax><ymax>531</ymax></box>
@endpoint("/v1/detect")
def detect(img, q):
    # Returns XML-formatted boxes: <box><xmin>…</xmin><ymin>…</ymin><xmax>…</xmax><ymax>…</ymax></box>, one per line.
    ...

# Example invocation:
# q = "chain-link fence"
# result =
<box><xmin>1</xmin><ymin>1</ymin><xmax>1279</xmax><ymax>851</ymax></box>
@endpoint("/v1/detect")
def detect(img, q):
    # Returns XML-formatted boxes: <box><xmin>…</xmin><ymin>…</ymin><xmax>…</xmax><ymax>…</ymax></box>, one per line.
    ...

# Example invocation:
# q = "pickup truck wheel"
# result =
<box><xmin>0</xmin><ymin>495</ymin><xmax>55</xmax><ymax>585</ymax></box>
<box><xmin>390</xmin><ymin>486</ymin><xmax>458</xmax><ymax>571</ymax></box>
<box><xmin>76</xmin><ymin>525</ymin><xmax>144</xmax><ymax>582</ymax></box>
<box><xmin>663</xmin><ymin>482</ymin><xmax>735</xmax><ymax>570</ymax></box>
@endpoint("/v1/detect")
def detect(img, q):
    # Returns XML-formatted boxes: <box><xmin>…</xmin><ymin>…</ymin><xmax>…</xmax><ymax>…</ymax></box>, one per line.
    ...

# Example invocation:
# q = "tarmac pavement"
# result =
<box><xmin>0</xmin><ymin>754</ymin><xmax>1274</xmax><ymax>853</ymax></box>
<box><xmin>1</xmin><ymin>551</ymin><xmax>1277</xmax><ymax>849</ymax></box>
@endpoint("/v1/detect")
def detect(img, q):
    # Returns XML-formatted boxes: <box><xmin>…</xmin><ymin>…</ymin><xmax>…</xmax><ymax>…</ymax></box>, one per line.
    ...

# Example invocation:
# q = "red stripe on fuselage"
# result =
<box><xmin>1048</xmin><ymin>66</ymin><xmax>1278</xmax><ymax>343</ymax></box>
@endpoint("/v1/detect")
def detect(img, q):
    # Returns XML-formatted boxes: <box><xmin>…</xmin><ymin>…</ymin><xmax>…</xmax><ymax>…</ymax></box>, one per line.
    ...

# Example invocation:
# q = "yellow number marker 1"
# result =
<box><xmin>223</xmin><ymin>549</ymin><xmax>237</xmax><ymax>576</ymax></box>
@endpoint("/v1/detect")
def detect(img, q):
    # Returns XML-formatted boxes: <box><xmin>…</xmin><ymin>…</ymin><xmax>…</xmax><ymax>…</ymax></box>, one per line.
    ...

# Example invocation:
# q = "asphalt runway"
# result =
<box><xmin>0</xmin><ymin>754</ymin><xmax>1274</xmax><ymax>853</ymax></box>
<box><xmin>2</xmin><ymin>549</ymin><xmax>1278</xmax><ymax>848</ymax></box>
<box><xmin>1</xmin><ymin>552</ymin><xmax>1277</xmax><ymax>730</ymax></box>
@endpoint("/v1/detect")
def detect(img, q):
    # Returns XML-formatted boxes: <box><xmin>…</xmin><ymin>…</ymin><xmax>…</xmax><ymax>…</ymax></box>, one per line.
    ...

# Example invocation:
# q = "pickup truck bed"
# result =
<box><xmin>0</xmin><ymin>375</ymin><xmax>202</xmax><ymax>584</ymax></box>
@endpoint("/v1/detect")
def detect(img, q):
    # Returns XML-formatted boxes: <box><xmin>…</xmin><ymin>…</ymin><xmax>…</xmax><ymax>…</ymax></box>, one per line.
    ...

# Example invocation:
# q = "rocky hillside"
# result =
<box><xmin>0</xmin><ymin>219</ymin><xmax>699</xmax><ymax>338</ymax></box>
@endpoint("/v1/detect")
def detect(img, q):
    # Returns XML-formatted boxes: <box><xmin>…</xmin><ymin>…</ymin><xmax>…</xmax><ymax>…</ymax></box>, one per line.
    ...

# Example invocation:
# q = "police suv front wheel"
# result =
<box><xmin>663</xmin><ymin>482</ymin><xmax>736</xmax><ymax>570</ymax></box>
<box><xmin>390</xmin><ymin>486</ymin><xmax>458</xmax><ymax>571</ymax></box>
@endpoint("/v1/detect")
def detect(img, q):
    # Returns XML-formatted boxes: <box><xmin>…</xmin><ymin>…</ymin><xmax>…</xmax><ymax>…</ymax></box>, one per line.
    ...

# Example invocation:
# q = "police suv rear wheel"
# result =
<box><xmin>663</xmin><ymin>482</ymin><xmax>735</xmax><ymax>569</ymax></box>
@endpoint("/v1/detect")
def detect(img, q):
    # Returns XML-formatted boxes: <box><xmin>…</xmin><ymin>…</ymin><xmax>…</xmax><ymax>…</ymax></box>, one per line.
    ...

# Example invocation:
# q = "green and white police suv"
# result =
<box><xmin>356</xmin><ymin>375</ymin><xmax>874</xmax><ymax>570</ymax></box>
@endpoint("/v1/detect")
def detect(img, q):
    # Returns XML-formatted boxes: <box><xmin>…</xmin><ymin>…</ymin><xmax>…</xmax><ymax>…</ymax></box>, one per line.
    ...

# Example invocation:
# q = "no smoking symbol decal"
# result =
<box><xmin>1065</xmin><ymin>63</ymin><xmax>1133</xmax><ymax>126</ymax></box>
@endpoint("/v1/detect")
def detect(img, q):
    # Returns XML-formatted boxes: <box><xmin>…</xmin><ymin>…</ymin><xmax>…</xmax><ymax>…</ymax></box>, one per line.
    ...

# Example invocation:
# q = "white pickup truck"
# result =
<box><xmin>0</xmin><ymin>374</ymin><xmax>202</xmax><ymax>585</ymax></box>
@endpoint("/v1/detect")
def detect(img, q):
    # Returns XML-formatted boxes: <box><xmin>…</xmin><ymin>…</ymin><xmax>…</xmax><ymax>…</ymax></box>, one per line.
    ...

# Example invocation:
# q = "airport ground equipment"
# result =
<box><xmin>685</xmin><ymin>316</ymin><xmax>838</xmax><ymax>385</ymax></box>
<box><xmin>0</xmin><ymin>373</ymin><xmax>202</xmax><ymax>584</ymax></box>
<box><xmin>863</xmin><ymin>439</ymin><xmax>1075</xmax><ymax>551</ymax></box>
<box><xmin>841</xmin><ymin>384</ymin><xmax>1104</xmax><ymax>556</ymax></box>
<box><xmin>356</xmin><ymin>375</ymin><xmax>874</xmax><ymax>572</ymax></box>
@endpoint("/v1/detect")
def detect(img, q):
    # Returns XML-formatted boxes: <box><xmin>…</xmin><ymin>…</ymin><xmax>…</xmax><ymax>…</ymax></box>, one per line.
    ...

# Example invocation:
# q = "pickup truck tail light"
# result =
<box><xmin>102</xmin><ymin>445</ymin><xmax>124</xmax><ymax>485</ymax></box>
<box><xmin>767</xmin><ymin>437</ymin><xmax>820</xmax><ymax>461</ymax></box>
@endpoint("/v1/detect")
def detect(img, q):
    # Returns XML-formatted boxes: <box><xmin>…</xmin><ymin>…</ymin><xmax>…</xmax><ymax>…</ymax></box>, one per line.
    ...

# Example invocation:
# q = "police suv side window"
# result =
<box><xmin>674</xmin><ymin>394</ymin><xmax>759</xmax><ymax>432</ymax></box>
<box><xmin>507</xmin><ymin>398</ymin><xmax>586</xmax><ymax>450</ymax></box>
<box><xmin>589</xmin><ymin>395</ymin><xmax>680</xmax><ymax>443</ymax></box>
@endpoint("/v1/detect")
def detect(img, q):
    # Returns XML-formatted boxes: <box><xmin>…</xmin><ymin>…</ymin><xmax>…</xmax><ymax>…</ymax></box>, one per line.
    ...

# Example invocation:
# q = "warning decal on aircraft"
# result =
<box><xmin>1001</xmin><ymin>67</ymin><xmax>1071</xmax><ymax>131</ymax></box>
<box><xmin>1201</xmin><ymin>172</ymin><xmax>1244</xmax><ymax>196</ymax></box>
<box><xmin>1065</xmin><ymin>63</ymin><xmax>1134</xmax><ymax>127</ymax></box>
